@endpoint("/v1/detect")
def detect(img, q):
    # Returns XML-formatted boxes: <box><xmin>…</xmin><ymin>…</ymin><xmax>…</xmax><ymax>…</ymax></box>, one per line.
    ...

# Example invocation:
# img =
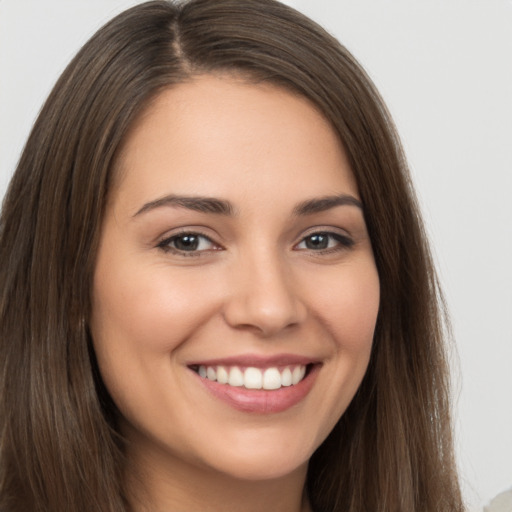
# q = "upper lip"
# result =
<box><xmin>186</xmin><ymin>353</ymin><xmax>320</xmax><ymax>368</ymax></box>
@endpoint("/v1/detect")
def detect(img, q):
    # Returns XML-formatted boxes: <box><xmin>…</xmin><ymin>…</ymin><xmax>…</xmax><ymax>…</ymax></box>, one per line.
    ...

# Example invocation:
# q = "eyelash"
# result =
<box><xmin>295</xmin><ymin>232</ymin><xmax>354</xmax><ymax>253</ymax></box>
<box><xmin>157</xmin><ymin>230</ymin><xmax>220</xmax><ymax>256</ymax></box>
<box><xmin>157</xmin><ymin>230</ymin><xmax>354</xmax><ymax>256</ymax></box>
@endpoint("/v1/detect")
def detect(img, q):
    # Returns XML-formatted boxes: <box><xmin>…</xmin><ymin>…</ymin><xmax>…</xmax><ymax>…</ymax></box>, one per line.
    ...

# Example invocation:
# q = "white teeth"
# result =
<box><xmin>263</xmin><ymin>368</ymin><xmax>281</xmax><ymax>390</ymax></box>
<box><xmin>292</xmin><ymin>365</ymin><xmax>306</xmax><ymax>385</ymax></box>
<box><xmin>217</xmin><ymin>365</ymin><xmax>229</xmax><ymax>384</ymax></box>
<box><xmin>244</xmin><ymin>367</ymin><xmax>263</xmax><ymax>389</ymax></box>
<box><xmin>228</xmin><ymin>367</ymin><xmax>244</xmax><ymax>387</ymax></box>
<box><xmin>196</xmin><ymin>364</ymin><xmax>308</xmax><ymax>390</ymax></box>
<box><xmin>281</xmin><ymin>367</ymin><xmax>292</xmax><ymax>387</ymax></box>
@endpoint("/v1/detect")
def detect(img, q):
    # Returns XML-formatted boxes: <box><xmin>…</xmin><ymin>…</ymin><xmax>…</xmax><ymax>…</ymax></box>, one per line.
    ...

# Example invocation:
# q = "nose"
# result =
<box><xmin>222</xmin><ymin>250</ymin><xmax>307</xmax><ymax>337</ymax></box>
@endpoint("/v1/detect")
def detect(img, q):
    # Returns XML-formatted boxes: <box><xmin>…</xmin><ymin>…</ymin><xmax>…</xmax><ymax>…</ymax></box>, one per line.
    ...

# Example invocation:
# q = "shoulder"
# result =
<box><xmin>484</xmin><ymin>487</ymin><xmax>512</xmax><ymax>512</ymax></box>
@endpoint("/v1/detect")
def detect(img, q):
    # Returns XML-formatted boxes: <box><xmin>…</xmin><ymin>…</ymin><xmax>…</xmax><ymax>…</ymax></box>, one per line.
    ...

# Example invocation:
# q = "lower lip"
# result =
<box><xmin>194</xmin><ymin>365</ymin><xmax>319</xmax><ymax>414</ymax></box>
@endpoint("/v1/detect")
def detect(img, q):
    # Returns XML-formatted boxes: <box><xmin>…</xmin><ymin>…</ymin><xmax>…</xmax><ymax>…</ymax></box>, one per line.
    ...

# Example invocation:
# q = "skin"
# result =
<box><xmin>90</xmin><ymin>74</ymin><xmax>380</xmax><ymax>512</ymax></box>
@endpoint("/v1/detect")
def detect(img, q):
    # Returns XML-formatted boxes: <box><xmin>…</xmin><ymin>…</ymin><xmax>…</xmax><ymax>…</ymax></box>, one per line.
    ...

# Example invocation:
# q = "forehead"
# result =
<box><xmin>113</xmin><ymin>74</ymin><xmax>359</xmax><ymax>212</ymax></box>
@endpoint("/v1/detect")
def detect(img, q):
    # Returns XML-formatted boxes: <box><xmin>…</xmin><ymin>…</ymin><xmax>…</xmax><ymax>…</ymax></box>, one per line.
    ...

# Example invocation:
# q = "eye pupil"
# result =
<box><xmin>174</xmin><ymin>235</ymin><xmax>199</xmax><ymax>251</ymax></box>
<box><xmin>306</xmin><ymin>233</ymin><xmax>328</xmax><ymax>249</ymax></box>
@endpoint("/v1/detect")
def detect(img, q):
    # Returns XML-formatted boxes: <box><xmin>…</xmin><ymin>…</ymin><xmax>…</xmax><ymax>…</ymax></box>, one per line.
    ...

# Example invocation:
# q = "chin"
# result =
<box><xmin>213</xmin><ymin>452</ymin><xmax>309</xmax><ymax>482</ymax></box>
<box><xmin>190</xmin><ymin>425</ymin><xmax>319</xmax><ymax>482</ymax></box>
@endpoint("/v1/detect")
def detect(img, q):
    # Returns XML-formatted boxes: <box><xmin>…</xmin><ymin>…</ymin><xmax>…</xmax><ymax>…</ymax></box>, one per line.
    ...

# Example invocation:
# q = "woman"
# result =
<box><xmin>0</xmin><ymin>1</ymin><xmax>464</xmax><ymax>511</ymax></box>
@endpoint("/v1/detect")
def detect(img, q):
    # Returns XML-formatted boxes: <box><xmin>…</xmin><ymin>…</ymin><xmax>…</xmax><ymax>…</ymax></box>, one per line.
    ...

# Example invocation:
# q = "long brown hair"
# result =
<box><xmin>0</xmin><ymin>1</ymin><xmax>463</xmax><ymax>511</ymax></box>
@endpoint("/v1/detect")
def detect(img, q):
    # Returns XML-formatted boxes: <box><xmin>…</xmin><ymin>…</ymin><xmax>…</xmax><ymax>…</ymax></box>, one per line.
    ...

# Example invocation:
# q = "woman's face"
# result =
<box><xmin>91</xmin><ymin>75</ymin><xmax>380</xmax><ymax>482</ymax></box>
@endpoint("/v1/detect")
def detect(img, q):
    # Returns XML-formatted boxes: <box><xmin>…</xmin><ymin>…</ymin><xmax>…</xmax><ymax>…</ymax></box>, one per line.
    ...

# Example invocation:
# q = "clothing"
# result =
<box><xmin>484</xmin><ymin>488</ymin><xmax>512</xmax><ymax>512</ymax></box>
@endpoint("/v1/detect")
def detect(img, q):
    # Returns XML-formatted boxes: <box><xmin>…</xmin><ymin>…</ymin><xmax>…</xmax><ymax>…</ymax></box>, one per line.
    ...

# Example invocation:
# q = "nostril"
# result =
<box><xmin>222</xmin><ymin>295</ymin><xmax>306</xmax><ymax>337</ymax></box>
<box><xmin>220</xmin><ymin>259</ymin><xmax>308</xmax><ymax>337</ymax></box>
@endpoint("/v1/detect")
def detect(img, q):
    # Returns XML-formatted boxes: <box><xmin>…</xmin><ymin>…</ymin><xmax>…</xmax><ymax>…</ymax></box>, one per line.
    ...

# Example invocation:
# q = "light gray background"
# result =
<box><xmin>1</xmin><ymin>1</ymin><xmax>511</xmax><ymax>510</ymax></box>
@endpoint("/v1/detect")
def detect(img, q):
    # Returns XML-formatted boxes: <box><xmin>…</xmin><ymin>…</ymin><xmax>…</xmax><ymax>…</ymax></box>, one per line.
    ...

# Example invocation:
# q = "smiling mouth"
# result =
<box><xmin>188</xmin><ymin>359</ymin><xmax>320</xmax><ymax>413</ymax></box>
<box><xmin>189</xmin><ymin>364</ymin><xmax>312</xmax><ymax>391</ymax></box>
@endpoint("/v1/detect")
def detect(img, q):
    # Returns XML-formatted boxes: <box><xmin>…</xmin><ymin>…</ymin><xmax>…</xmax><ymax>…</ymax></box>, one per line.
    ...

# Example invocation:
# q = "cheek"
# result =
<box><xmin>290</xmin><ymin>258</ymin><xmax>379</xmax><ymax>445</ymax></box>
<box><xmin>310</xmin><ymin>259</ymin><xmax>380</xmax><ymax>351</ymax></box>
<box><xmin>91</xmin><ymin>262</ymin><xmax>222</xmax><ymax>356</ymax></box>
<box><xmin>89</xmin><ymin>262</ymin><xmax>220</xmax><ymax>422</ymax></box>
<box><xmin>89</xmin><ymin>255</ymin><xmax>226</xmax><ymax>420</ymax></box>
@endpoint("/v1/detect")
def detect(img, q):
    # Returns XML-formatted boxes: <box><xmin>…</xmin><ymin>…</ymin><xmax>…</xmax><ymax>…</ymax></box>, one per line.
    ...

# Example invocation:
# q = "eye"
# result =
<box><xmin>295</xmin><ymin>232</ymin><xmax>354</xmax><ymax>252</ymax></box>
<box><xmin>157</xmin><ymin>232</ymin><xmax>219</xmax><ymax>254</ymax></box>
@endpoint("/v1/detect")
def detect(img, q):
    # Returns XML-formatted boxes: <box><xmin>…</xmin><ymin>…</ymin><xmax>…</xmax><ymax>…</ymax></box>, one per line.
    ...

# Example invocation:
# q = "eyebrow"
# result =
<box><xmin>133</xmin><ymin>193</ymin><xmax>362</xmax><ymax>218</ymax></box>
<box><xmin>134</xmin><ymin>195</ymin><xmax>235</xmax><ymax>217</ymax></box>
<box><xmin>292</xmin><ymin>194</ymin><xmax>363</xmax><ymax>216</ymax></box>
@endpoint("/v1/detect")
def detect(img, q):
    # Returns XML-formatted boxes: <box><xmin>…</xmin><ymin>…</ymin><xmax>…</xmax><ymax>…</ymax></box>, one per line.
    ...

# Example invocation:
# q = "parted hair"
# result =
<box><xmin>0</xmin><ymin>1</ymin><xmax>464</xmax><ymax>511</ymax></box>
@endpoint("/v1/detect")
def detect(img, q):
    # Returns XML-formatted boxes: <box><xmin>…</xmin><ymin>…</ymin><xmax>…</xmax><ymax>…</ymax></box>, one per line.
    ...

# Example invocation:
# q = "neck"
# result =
<box><xmin>125</xmin><ymin>438</ymin><xmax>311</xmax><ymax>512</ymax></box>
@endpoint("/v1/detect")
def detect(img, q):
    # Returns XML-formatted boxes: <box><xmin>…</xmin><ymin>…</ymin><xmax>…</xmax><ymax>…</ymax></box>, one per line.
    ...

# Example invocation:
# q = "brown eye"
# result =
<box><xmin>173</xmin><ymin>234</ymin><xmax>201</xmax><ymax>251</ymax></box>
<box><xmin>296</xmin><ymin>232</ymin><xmax>354</xmax><ymax>251</ymax></box>
<box><xmin>158</xmin><ymin>233</ymin><xmax>218</xmax><ymax>254</ymax></box>
<box><xmin>304</xmin><ymin>233</ymin><xmax>329</xmax><ymax>250</ymax></box>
